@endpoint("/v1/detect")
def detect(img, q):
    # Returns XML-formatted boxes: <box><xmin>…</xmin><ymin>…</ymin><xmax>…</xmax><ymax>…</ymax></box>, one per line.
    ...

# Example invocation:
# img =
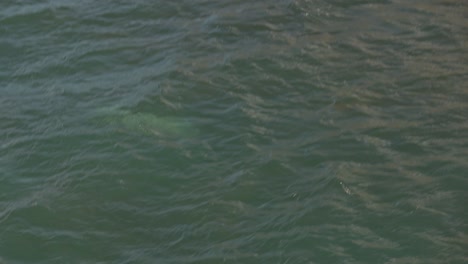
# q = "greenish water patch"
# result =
<box><xmin>92</xmin><ymin>106</ymin><xmax>198</xmax><ymax>138</ymax></box>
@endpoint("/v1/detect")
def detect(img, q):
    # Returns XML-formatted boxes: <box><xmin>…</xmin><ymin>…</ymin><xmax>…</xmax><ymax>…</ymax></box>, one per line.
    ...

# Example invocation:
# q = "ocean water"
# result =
<box><xmin>1</xmin><ymin>0</ymin><xmax>467</xmax><ymax>263</ymax></box>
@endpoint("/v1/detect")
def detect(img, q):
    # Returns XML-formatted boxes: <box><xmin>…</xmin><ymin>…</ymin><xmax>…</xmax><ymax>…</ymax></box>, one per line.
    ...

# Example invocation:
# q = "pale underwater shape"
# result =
<box><xmin>92</xmin><ymin>106</ymin><xmax>197</xmax><ymax>138</ymax></box>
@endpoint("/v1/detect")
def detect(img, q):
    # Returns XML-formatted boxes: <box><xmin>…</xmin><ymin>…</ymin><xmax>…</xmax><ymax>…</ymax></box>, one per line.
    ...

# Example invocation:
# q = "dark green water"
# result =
<box><xmin>1</xmin><ymin>0</ymin><xmax>467</xmax><ymax>263</ymax></box>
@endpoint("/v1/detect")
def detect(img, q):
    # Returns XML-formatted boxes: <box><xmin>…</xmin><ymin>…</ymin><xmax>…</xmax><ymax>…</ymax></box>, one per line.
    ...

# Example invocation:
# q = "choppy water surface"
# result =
<box><xmin>1</xmin><ymin>0</ymin><xmax>467</xmax><ymax>263</ymax></box>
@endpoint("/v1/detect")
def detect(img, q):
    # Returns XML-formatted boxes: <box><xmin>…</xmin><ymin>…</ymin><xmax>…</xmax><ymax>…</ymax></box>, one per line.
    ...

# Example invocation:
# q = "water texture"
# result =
<box><xmin>1</xmin><ymin>0</ymin><xmax>467</xmax><ymax>263</ymax></box>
